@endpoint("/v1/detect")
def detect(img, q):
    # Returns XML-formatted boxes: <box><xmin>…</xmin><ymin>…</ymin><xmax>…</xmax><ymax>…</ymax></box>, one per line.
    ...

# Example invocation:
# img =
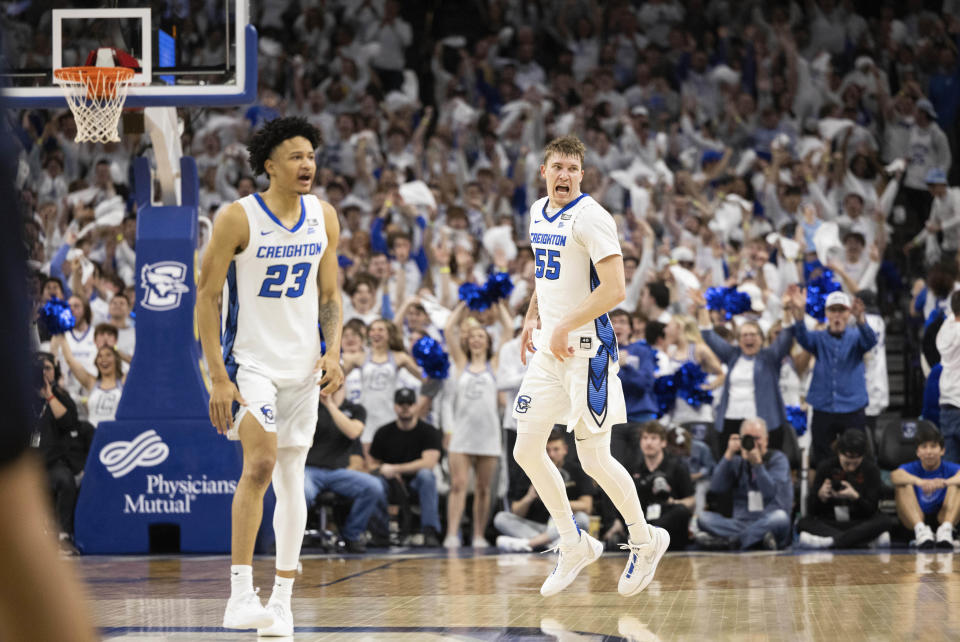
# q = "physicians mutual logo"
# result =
<box><xmin>100</xmin><ymin>429</ymin><xmax>170</xmax><ymax>478</ymax></box>
<box><xmin>515</xmin><ymin>395</ymin><xmax>532</xmax><ymax>414</ymax></box>
<box><xmin>140</xmin><ymin>261</ymin><xmax>190</xmax><ymax>311</ymax></box>
<box><xmin>101</xmin><ymin>429</ymin><xmax>238</xmax><ymax>515</ymax></box>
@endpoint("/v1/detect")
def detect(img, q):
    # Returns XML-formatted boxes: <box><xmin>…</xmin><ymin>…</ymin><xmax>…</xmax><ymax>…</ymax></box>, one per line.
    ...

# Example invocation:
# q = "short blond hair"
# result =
<box><xmin>542</xmin><ymin>135</ymin><xmax>586</xmax><ymax>167</ymax></box>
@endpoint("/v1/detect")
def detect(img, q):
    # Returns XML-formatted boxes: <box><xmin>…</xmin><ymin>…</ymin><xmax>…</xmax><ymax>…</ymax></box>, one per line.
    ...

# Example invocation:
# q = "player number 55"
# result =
<box><xmin>534</xmin><ymin>248</ymin><xmax>561</xmax><ymax>280</ymax></box>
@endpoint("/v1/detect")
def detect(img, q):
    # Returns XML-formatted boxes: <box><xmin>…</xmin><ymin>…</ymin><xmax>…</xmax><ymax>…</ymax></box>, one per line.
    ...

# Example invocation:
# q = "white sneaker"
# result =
<box><xmin>496</xmin><ymin>535</ymin><xmax>532</xmax><ymax>553</ymax></box>
<box><xmin>256</xmin><ymin>600</ymin><xmax>293</xmax><ymax>637</ymax></box>
<box><xmin>797</xmin><ymin>531</ymin><xmax>834</xmax><ymax>549</ymax></box>
<box><xmin>936</xmin><ymin>523</ymin><xmax>955</xmax><ymax>549</ymax></box>
<box><xmin>870</xmin><ymin>532</ymin><xmax>891</xmax><ymax>549</ymax></box>
<box><xmin>915</xmin><ymin>524</ymin><xmax>936</xmax><ymax>549</ymax></box>
<box><xmin>472</xmin><ymin>536</ymin><xmax>491</xmax><ymax>549</ymax></box>
<box><xmin>540</xmin><ymin>532</ymin><xmax>604</xmax><ymax>596</ymax></box>
<box><xmin>442</xmin><ymin>535</ymin><xmax>461</xmax><ymax>549</ymax></box>
<box><xmin>222</xmin><ymin>588</ymin><xmax>274</xmax><ymax>630</ymax></box>
<box><xmin>618</xmin><ymin>525</ymin><xmax>670</xmax><ymax>597</ymax></box>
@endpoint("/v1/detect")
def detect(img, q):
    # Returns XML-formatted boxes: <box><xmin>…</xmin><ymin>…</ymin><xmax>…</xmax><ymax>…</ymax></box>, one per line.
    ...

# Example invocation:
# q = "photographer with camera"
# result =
<box><xmin>612</xmin><ymin>421</ymin><xmax>694</xmax><ymax>550</ymax></box>
<box><xmin>33</xmin><ymin>352</ymin><xmax>89</xmax><ymax>553</ymax></box>
<box><xmin>796</xmin><ymin>429</ymin><xmax>894</xmax><ymax>549</ymax></box>
<box><xmin>695</xmin><ymin>418</ymin><xmax>793</xmax><ymax>550</ymax></box>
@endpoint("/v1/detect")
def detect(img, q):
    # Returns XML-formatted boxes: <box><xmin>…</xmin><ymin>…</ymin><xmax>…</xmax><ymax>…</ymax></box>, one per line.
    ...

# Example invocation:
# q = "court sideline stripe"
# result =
<box><xmin>101</xmin><ymin>624</ymin><xmax>628</xmax><ymax>639</ymax></box>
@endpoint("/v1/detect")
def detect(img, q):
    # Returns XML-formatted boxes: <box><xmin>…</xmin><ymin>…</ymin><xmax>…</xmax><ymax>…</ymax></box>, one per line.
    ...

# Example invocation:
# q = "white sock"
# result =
<box><xmin>230</xmin><ymin>565</ymin><xmax>253</xmax><ymax>598</ymax></box>
<box><xmin>270</xmin><ymin>575</ymin><xmax>294</xmax><ymax>606</ymax></box>
<box><xmin>915</xmin><ymin>522</ymin><xmax>928</xmax><ymax>538</ymax></box>
<box><xmin>513</xmin><ymin>431</ymin><xmax>581</xmax><ymax>547</ymax></box>
<box><xmin>627</xmin><ymin>521</ymin><xmax>651</xmax><ymax>545</ymax></box>
<box><xmin>574</xmin><ymin>433</ymin><xmax>649</xmax><ymax>545</ymax></box>
<box><xmin>937</xmin><ymin>522</ymin><xmax>954</xmax><ymax>538</ymax></box>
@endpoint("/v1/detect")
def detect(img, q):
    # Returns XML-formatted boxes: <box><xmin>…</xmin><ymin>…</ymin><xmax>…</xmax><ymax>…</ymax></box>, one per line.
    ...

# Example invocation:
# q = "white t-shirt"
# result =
<box><xmin>726</xmin><ymin>356</ymin><xmax>757</xmax><ymax>419</ymax></box>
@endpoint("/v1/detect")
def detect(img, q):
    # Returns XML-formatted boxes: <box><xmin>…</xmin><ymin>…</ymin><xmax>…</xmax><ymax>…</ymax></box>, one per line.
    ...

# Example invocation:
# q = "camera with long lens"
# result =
<box><xmin>740</xmin><ymin>434</ymin><xmax>756</xmax><ymax>451</ymax></box>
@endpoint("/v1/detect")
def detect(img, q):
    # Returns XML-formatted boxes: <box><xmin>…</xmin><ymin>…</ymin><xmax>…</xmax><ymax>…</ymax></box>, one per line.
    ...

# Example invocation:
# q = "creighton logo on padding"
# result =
<box><xmin>516</xmin><ymin>395</ymin><xmax>532</xmax><ymax>414</ymax></box>
<box><xmin>99</xmin><ymin>429</ymin><xmax>170</xmax><ymax>479</ymax></box>
<box><xmin>140</xmin><ymin>261</ymin><xmax>190</xmax><ymax>311</ymax></box>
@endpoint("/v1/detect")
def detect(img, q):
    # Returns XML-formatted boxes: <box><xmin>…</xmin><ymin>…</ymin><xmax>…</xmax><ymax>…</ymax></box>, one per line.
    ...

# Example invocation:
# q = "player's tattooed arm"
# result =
<box><xmin>524</xmin><ymin>290</ymin><xmax>539</xmax><ymax>325</ymax></box>
<box><xmin>318</xmin><ymin>299</ymin><xmax>341</xmax><ymax>352</ymax></box>
<box><xmin>317</xmin><ymin>201</ymin><xmax>345</xmax><ymax>392</ymax></box>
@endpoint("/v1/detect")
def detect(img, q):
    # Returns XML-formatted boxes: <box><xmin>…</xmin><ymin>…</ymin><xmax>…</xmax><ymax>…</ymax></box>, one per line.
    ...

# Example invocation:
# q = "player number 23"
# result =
<box><xmin>534</xmin><ymin>249</ymin><xmax>561</xmax><ymax>280</ymax></box>
<box><xmin>258</xmin><ymin>262</ymin><xmax>311</xmax><ymax>298</ymax></box>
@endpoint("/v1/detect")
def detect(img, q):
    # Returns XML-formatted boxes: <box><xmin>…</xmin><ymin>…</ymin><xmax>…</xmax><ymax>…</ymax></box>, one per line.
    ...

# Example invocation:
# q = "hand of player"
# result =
<box><xmin>548</xmin><ymin>325</ymin><xmax>575</xmax><ymax>361</ymax></box>
<box><xmin>316</xmin><ymin>352</ymin><xmax>344</xmax><ymax>394</ymax></box>
<box><xmin>519</xmin><ymin>319</ymin><xmax>538</xmax><ymax>366</ymax></box>
<box><xmin>209</xmin><ymin>379</ymin><xmax>246</xmax><ymax>435</ymax></box>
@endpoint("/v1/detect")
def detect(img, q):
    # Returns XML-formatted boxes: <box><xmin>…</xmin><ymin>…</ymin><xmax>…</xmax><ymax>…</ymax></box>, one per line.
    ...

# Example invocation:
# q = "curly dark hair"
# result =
<box><xmin>246</xmin><ymin>117</ymin><xmax>322</xmax><ymax>176</ymax></box>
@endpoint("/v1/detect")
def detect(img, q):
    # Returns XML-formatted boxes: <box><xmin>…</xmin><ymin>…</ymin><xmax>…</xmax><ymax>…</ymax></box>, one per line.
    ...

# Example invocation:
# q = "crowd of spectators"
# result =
<box><xmin>12</xmin><ymin>0</ymin><xmax>960</xmax><ymax>553</ymax></box>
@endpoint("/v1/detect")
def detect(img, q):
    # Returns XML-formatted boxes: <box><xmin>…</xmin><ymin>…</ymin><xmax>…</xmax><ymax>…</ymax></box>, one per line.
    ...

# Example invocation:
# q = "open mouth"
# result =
<box><xmin>555</xmin><ymin>184</ymin><xmax>570</xmax><ymax>196</ymax></box>
<box><xmin>298</xmin><ymin>172</ymin><xmax>313</xmax><ymax>185</ymax></box>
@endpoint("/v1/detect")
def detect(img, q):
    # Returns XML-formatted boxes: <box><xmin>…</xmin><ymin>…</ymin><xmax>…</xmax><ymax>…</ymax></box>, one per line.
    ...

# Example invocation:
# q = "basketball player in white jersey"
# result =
<box><xmin>197</xmin><ymin>117</ymin><xmax>344</xmax><ymax>636</ymax></box>
<box><xmin>513</xmin><ymin>136</ymin><xmax>669</xmax><ymax>596</ymax></box>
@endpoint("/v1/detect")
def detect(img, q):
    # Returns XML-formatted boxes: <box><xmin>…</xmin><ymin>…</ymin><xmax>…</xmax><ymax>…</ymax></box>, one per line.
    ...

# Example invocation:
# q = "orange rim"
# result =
<box><xmin>54</xmin><ymin>66</ymin><xmax>135</xmax><ymax>98</ymax></box>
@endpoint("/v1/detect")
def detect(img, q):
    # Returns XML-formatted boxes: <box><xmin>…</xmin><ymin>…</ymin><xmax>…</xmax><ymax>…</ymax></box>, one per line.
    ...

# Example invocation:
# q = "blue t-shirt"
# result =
<box><xmin>899</xmin><ymin>459</ymin><xmax>960</xmax><ymax>514</ymax></box>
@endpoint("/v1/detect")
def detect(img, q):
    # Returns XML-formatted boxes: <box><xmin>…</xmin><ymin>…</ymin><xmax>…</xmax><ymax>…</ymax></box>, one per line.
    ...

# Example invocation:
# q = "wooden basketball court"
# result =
<box><xmin>84</xmin><ymin>548</ymin><xmax>960</xmax><ymax>640</ymax></box>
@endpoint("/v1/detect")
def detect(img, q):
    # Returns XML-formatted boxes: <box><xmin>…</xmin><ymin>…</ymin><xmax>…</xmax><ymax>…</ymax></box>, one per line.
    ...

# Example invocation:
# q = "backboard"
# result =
<box><xmin>1</xmin><ymin>1</ymin><xmax>256</xmax><ymax>109</ymax></box>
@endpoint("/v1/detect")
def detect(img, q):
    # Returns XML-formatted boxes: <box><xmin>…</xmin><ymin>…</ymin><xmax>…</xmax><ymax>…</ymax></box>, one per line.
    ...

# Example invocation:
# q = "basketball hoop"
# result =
<box><xmin>54</xmin><ymin>66</ymin><xmax>135</xmax><ymax>143</ymax></box>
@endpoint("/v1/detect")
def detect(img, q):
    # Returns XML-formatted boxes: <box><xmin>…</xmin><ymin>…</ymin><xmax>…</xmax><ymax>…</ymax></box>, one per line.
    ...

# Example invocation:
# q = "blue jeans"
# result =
<box><xmin>304</xmin><ymin>467</ymin><xmax>387</xmax><ymax>541</ymax></box>
<box><xmin>939</xmin><ymin>406</ymin><xmax>960</xmax><ymax>464</ymax></box>
<box><xmin>379</xmin><ymin>468</ymin><xmax>441</xmax><ymax>532</ymax></box>
<box><xmin>698</xmin><ymin>509</ymin><xmax>791</xmax><ymax>550</ymax></box>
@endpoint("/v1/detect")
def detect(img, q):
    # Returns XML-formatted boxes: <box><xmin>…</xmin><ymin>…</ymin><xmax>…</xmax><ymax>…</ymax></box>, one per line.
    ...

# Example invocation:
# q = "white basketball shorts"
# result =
<box><xmin>227</xmin><ymin>365</ymin><xmax>319</xmax><ymax>449</ymax></box>
<box><xmin>512</xmin><ymin>348</ymin><xmax>626</xmax><ymax>436</ymax></box>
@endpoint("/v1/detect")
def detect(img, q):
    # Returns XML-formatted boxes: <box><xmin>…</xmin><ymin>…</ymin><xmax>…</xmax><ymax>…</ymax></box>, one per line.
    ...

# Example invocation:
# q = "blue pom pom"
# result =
<box><xmin>725</xmin><ymin>290</ymin><xmax>752</xmax><ymax>317</ymax></box>
<box><xmin>705</xmin><ymin>287</ymin><xmax>727</xmax><ymax>313</ymax></box>
<box><xmin>706</xmin><ymin>287</ymin><xmax>752</xmax><ymax>320</ymax></box>
<box><xmin>674</xmin><ymin>361</ymin><xmax>714</xmax><ymax>409</ymax></box>
<box><xmin>653</xmin><ymin>375</ymin><xmax>677</xmax><ymax>418</ymax></box>
<box><xmin>482</xmin><ymin>272</ymin><xmax>514</xmax><ymax>303</ymax></box>
<box><xmin>458</xmin><ymin>282</ymin><xmax>490</xmax><ymax>311</ymax></box>
<box><xmin>40</xmin><ymin>297</ymin><xmax>76</xmax><ymax>335</ymax></box>
<box><xmin>412</xmin><ymin>336</ymin><xmax>451</xmax><ymax>380</ymax></box>
<box><xmin>785</xmin><ymin>405</ymin><xmax>807</xmax><ymax>436</ymax></box>
<box><xmin>337</xmin><ymin>254</ymin><xmax>354</xmax><ymax>268</ymax></box>
<box><xmin>805</xmin><ymin>271</ymin><xmax>842</xmax><ymax>322</ymax></box>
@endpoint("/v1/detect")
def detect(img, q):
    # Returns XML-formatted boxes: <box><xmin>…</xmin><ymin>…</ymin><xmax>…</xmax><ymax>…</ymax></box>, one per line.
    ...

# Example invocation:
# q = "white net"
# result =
<box><xmin>54</xmin><ymin>67</ymin><xmax>134</xmax><ymax>144</ymax></box>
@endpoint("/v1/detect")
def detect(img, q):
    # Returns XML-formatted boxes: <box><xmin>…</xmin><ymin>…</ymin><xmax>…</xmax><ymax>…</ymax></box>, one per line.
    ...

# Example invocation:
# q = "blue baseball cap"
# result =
<box><xmin>925</xmin><ymin>167</ymin><xmax>948</xmax><ymax>185</ymax></box>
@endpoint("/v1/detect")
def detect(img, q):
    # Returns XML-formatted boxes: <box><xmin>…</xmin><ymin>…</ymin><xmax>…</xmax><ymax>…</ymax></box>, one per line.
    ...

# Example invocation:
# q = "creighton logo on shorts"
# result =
<box><xmin>140</xmin><ymin>261</ymin><xmax>190</xmax><ymax>311</ymax></box>
<box><xmin>260</xmin><ymin>404</ymin><xmax>276</xmax><ymax>425</ymax></box>
<box><xmin>516</xmin><ymin>395</ymin><xmax>532</xmax><ymax>414</ymax></box>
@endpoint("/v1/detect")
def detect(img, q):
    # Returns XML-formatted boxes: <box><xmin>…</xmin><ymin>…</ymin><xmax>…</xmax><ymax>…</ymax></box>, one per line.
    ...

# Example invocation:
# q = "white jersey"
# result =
<box><xmin>448</xmin><ymin>367</ymin><xmax>501</xmax><ymax>456</ymax></box>
<box><xmin>359</xmin><ymin>353</ymin><xmax>400</xmax><ymax>443</ymax></box>
<box><xmin>63</xmin><ymin>326</ymin><xmax>96</xmax><ymax>399</ymax></box>
<box><xmin>223</xmin><ymin>193</ymin><xmax>327</xmax><ymax>381</ymax></box>
<box><xmin>87</xmin><ymin>382</ymin><xmax>122</xmax><ymax>428</ymax></box>
<box><xmin>528</xmin><ymin>193</ymin><xmax>622</xmax><ymax>357</ymax></box>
